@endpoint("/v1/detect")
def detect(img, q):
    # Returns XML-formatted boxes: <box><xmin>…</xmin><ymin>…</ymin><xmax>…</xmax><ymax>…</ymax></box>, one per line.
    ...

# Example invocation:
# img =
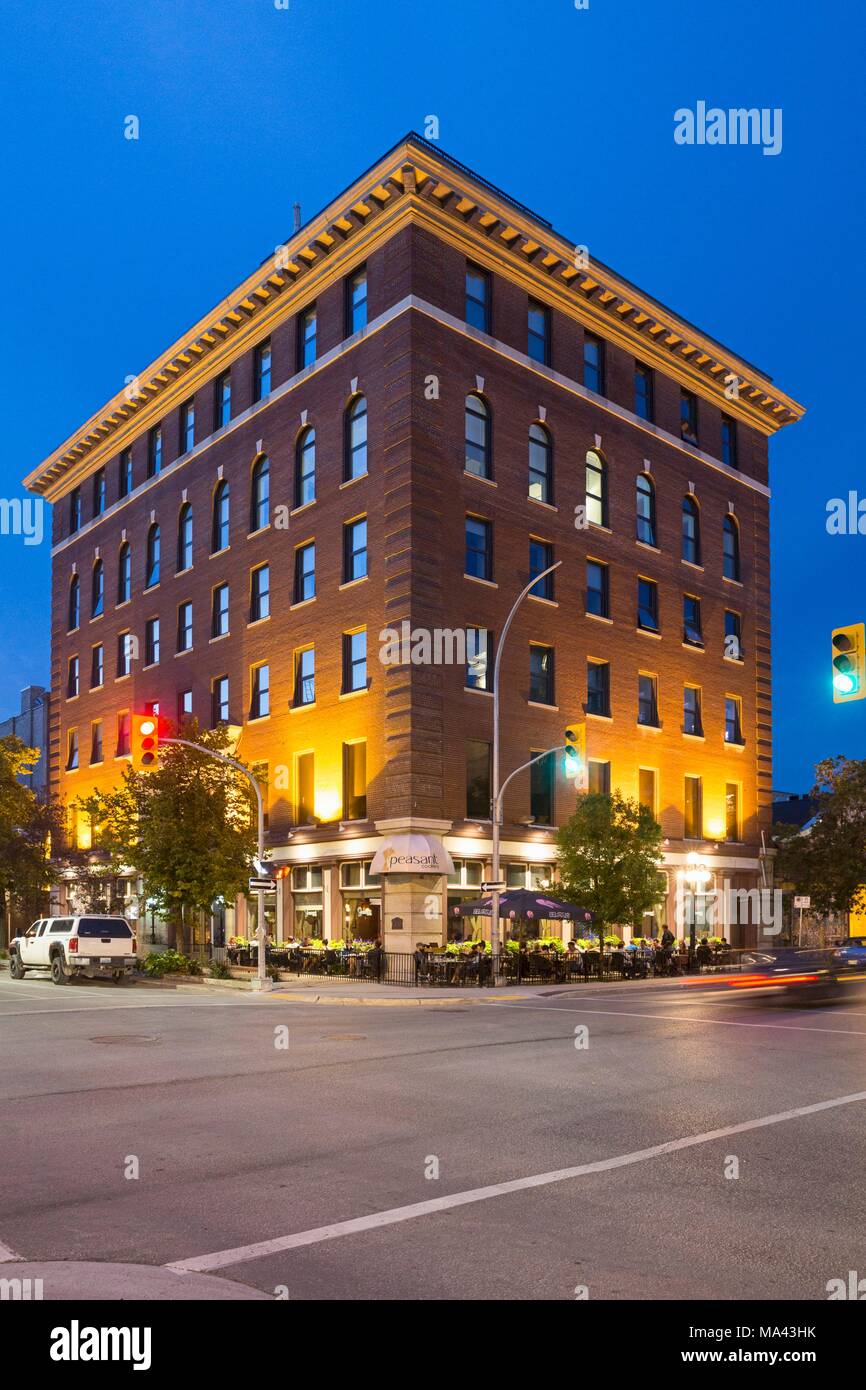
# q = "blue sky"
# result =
<box><xmin>1</xmin><ymin>0</ymin><xmax>863</xmax><ymax>789</ymax></box>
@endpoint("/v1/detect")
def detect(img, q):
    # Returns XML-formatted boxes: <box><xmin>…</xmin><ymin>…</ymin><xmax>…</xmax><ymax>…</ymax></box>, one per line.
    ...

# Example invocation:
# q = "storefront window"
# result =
<box><xmin>292</xmin><ymin>864</ymin><xmax>323</xmax><ymax>939</ymax></box>
<box><xmin>340</xmin><ymin>860</ymin><xmax>381</xmax><ymax>942</ymax></box>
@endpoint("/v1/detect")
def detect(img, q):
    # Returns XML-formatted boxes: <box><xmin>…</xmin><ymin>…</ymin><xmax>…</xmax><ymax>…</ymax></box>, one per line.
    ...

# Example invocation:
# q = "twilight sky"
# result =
<box><xmin>2</xmin><ymin>0</ymin><xmax>863</xmax><ymax>789</ymax></box>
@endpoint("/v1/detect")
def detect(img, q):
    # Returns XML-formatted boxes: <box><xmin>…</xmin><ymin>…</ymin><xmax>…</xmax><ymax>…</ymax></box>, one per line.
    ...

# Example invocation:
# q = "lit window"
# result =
<box><xmin>528</xmin><ymin>423</ymin><xmax>552</xmax><ymax>503</ymax></box>
<box><xmin>466</xmin><ymin>628</ymin><xmax>492</xmax><ymax>691</ymax></box>
<box><xmin>343</xmin><ymin>741</ymin><xmax>367</xmax><ymax>820</ymax></box>
<box><xmin>585</xmin><ymin>449</ymin><xmax>608</xmax><ymax>527</ymax></box>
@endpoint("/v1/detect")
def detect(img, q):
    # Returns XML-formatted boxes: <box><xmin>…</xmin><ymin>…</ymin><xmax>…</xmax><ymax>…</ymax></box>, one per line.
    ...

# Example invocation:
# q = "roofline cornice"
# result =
<box><xmin>24</xmin><ymin>135</ymin><xmax>804</xmax><ymax>499</ymax></box>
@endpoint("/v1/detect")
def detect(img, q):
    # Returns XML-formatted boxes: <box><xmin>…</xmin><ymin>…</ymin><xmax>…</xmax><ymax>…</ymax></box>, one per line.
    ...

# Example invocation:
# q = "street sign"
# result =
<box><xmin>249</xmin><ymin>877</ymin><xmax>277</xmax><ymax>893</ymax></box>
<box><xmin>481</xmin><ymin>881</ymin><xmax>506</xmax><ymax>892</ymax></box>
<box><xmin>794</xmin><ymin>896</ymin><xmax>811</xmax><ymax>909</ymax></box>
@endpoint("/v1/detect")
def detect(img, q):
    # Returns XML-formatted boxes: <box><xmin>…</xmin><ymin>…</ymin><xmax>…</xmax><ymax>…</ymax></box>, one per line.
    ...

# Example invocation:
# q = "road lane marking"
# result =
<box><xmin>484</xmin><ymin>1001</ymin><xmax>866</xmax><ymax>1037</ymax></box>
<box><xmin>167</xmin><ymin>1088</ymin><xmax>866</xmax><ymax>1272</ymax></box>
<box><xmin>0</xmin><ymin>1239</ymin><xmax>23</xmax><ymax>1263</ymax></box>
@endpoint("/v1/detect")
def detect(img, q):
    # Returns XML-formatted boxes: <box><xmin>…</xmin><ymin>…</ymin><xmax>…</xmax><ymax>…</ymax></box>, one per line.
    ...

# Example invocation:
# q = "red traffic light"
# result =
<box><xmin>131</xmin><ymin>713</ymin><xmax>161</xmax><ymax>771</ymax></box>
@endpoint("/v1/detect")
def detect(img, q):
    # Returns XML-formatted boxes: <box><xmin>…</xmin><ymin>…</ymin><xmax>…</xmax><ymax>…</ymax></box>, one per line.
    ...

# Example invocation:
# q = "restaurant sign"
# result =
<box><xmin>370</xmin><ymin>834</ymin><xmax>454</xmax><ymax>876</ymax></box>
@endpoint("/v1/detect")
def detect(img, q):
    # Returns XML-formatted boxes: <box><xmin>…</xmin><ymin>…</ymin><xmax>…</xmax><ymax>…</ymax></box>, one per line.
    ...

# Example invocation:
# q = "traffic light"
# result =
<box><xmin>564</xmin><ymin>723</ymin><xmax>587</xmax><ymax>788</ymax></box>
<box><xmin>831</xmin><ymin>623</ymin><xmax>865</xmax><ymax>704</ymax></box>
<box><xmin>131</xmin><ymin>713</ymin><xmax>160</xmax><ymax>771</ymax></box>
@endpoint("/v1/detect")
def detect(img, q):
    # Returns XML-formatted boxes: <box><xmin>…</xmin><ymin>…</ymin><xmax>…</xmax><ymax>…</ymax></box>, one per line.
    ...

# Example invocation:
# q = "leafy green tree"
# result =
<box><xmin>77</xmin><ymin>721</ymin><xmax>258</xmax><ymax>953</ymax></box>
<box><xmin>773</xmin><ymin>756</ymin><xmax>866</xmax><ymax>918</ymax></box>
<box><xmin>0</xmin><ymin>736</ymin><xmax>60</xmax><ymax>945</ymax></box>
<box><xmin>556</xmin><ymin>790</ymin><xmax>666</xmax><ymax>945</ymax></box>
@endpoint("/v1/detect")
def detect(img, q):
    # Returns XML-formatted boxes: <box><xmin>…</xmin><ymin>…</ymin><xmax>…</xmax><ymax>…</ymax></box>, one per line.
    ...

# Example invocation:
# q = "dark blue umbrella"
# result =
<box><xmin>451</xmin><ymin>890</ymin><xmax>593</xmax><ymax>924</ymax></box>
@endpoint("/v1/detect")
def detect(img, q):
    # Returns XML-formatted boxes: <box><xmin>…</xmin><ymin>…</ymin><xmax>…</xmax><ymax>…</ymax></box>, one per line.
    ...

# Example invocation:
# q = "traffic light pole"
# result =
<box><xmin>162</xmin><ymin>738</ymin><xmax>270</xmax><ymax>992</ymax></box>
<box><xmin>490</xmin><ymin>560</ymin><xmax>562</xmax><ymax>983</ymax></box>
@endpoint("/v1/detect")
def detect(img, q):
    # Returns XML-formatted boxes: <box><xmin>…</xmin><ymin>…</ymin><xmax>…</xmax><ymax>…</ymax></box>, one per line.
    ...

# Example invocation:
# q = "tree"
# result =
<box><xmin>77</xmin><ymin>721</ymin><xmax>258</xmax><ymax>954</ymax></box>
<box><xmin>773</xmin><ymin>756</ymin><xmax>866</xmax><ymax>919</ymax></box>
<box><xmin>0</xmin><ymin>736</ymin><xmax>60</xmax><ymax>946</ymax></box>
<box><xmin>556</xmin><ymin>790</ymin><xmax>666</xmax><ymax>944</ymax></box>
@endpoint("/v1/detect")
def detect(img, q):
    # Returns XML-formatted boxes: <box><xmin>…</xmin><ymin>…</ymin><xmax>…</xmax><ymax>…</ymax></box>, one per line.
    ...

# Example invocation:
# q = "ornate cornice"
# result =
<box><xmin>23</xmin><ymin>133</ymin><xmax>804</xmax><ymax>501</ymax></box>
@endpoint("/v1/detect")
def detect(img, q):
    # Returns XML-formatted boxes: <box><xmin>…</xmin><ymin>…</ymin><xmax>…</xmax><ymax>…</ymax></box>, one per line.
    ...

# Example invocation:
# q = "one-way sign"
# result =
<box><xmin>481</xmin><ymin>881</ymin><xmax>506</xmax><ymax>892</ymax></box>
<box><xmin>249</xmin><ymin>877</ymin><xmax>277</xmax><ymax>893</ymax></box>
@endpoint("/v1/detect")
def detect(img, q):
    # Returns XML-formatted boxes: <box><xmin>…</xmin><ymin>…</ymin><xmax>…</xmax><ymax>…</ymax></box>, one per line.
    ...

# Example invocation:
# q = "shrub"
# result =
<box><xmin>208</xmin><ymin>958</ymin><xmax>232</xmax><ymax>979</ymax></box>
<box><xmin>142</xmin><ymin>949</ymin><xmax>195</xmax><ymax>977</ymax></box>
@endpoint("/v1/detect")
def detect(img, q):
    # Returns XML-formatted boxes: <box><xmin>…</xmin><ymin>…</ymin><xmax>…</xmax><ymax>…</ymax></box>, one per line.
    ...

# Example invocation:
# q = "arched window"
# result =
<box><xmin>636</xmin><ymin>474</ymin><xmax>656</xmax><ymax>547</ymax></box>
<box><xmin>68</xmin><ymin>574</ymin><xmax>80</xmax><ymax>631</ymax></box>
<box><xmin>723</xmin><ymin>514</ymin><xmax>740</xmax><ymax>581</ymax></box>
<box><xmin>295</xmin><ymin>428</ymin><xmax>316</xmax><ymax>508</ymax></box>
<box><xmin>344</xmin><ymin>396</ymin><xmax>368</xmax><ymax>482</ymax></box>
<box><xmin>464</xmin><ymin>394</ymin><xmax>491</xmax><ymax>479</ymax></box>
<box><xmin>91</xmin><ymin>559</ymin><xmax>104</xmax><ymax>618</ymax></box>
<box><xmin>682</xmin><ymin>495</ymin><xmax>701</xmax><ymax>566</ymax></box>
<box><xmin>117</xmin><ymin>541</ymin><xmax>131</xmax><ymax>604</ymax></box>
<box><xmin>585</xmin><ymin>448</ymin><xmax>608</xmax><ymax>527</ymax></box>
<box><xmin>528</xmin><ymin>423</ymin><xmax>553</xmax><ymax>504</ymax></box>
<box><xmin>177</xmin><ymin>503</ymin><xmax>193</xmax><ymax>573</ymax></box>
<box><xmin>250</xmin><ymin>456</ymin><xmax>269</xmax><ymax>532</ymax></box>
<box><xmin>145</xmin><ymin>524</ymin><xmax>160</xmax><ymax>588</ymax></box>
<box><xmin>211</xmin><ymin>481</ymin><xmax>230</xmax><ymax>553</ymax></box>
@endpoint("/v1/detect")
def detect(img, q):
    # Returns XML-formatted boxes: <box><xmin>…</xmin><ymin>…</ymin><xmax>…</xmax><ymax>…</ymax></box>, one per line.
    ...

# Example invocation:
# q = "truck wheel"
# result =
<box><xmin>51</xmin><ymin>954</ymin><xmax>71</xmax><ymax>986</ymax></box>
<box><xmin>9</xmin><ymin>952</ymin><xmax>25</xmax><ymax>980</ymax></box>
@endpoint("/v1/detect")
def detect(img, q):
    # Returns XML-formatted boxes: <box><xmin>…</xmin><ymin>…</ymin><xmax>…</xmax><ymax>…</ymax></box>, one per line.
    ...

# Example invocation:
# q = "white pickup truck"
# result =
<box><xmin>9</xmin><ymin>916</ymin><xmax>138</xmax><ymax>984</ymax></box>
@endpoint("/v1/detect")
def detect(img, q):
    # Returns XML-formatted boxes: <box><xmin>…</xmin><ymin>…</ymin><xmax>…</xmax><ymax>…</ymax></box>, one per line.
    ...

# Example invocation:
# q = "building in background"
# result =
<box><xmin>0</xmin><ymin>685</ymin><xmax>49</xmax><ymax>798</ymax></box>
<box><xmin>22</xmin><ymin>134</ymin><xmax>804</xmax><ymax>950</ymax></box>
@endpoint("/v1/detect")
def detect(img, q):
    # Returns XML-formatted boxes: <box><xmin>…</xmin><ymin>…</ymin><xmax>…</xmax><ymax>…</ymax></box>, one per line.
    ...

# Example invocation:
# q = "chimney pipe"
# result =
<box><xmin>293</xmin><ymin>202</ymin><xmax>301</xmax><ymax>233</ymax></box>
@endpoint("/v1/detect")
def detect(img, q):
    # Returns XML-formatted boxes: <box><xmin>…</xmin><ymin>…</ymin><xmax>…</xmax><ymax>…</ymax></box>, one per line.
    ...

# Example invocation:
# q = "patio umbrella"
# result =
<box><xmin>451</xmin><ymin>890</ymin><xmax>593</xmax><ymax>925</ymax></box>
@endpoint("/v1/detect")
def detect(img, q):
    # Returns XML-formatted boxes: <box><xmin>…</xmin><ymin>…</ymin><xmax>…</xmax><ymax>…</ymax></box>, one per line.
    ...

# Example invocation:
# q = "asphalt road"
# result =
<box><xmin>3</xmin><ymin>970</ymin><xmax>866</xmax><ymax>1301</ymax></box>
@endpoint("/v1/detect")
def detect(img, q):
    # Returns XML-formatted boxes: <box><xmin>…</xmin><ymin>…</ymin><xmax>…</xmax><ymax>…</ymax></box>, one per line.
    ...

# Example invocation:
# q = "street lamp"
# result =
<box><xmin>489</xmin><ymin>560</ymin><xmax>562</xmax><ymax>980</ymax></box>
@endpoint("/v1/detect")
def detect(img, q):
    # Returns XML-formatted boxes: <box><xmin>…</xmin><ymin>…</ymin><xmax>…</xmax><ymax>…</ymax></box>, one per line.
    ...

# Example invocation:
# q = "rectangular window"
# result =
<box><xmin>250</xmin><ymin>564</ymin><xmax>270</xmax><ymax>622</ymax></box>
<box><xmin>680</xmin><ymin>389</ymin><xmax>698</xmax><ymax>444</ymax></box>
<box><xmin>67</xmin><ymin>655</ymin><xmax>79</xmax><ymax>698</ymax></box>
<box><xmin>583</xmin><ymin>333</ymin><xmax>605</xmax><ymax>394</ymax></box>
<box><xmin>66</xmin><ymin>729</ymin><xmax>79</xmax><ymax>771</ymax></box>
<box><xmin>343</xmin><ymin>630</ymin><xmax>367</xmax><ymax>693</ymax></box>
<box><xmin>90</xmin><ymin>720</ymin><xmax>103</xmax><ymax>765</ymax></box>
<box><xmin>147</xmin><ymin>425</ymin><xmax>162</xmax><ymax>478</ymax></box>
<box><xmin>465</xmin><ymin>516</ymin><xmax>492</xmax><ymax>581</ymax></box>
<box><xmin>530</xmin><ymin>645</ymin><xmax>555</xmax><ymax>705</ymax></box>
<box><xmin>211</xmin><ymin>583</ymin><xmax>230</xmax><ymax>638</ymax></box>
<box><xmin>250</xmin><ymin>664</ymin><xmax>270</xmax><ymax>720</ymax></box>
<box><xmin>343</xmin><ymin>741</ymin><xmax>367</xmax><ymax>820</ymax></box>
<box><xmin>527</xmin><ymin>299</ymin><xmax>549</xmax><ymax>364</ymax></box>
<box><xmin>529</xmin><ymin>538</ymin><xmax>554</xmax><ymax>599</ymax></box>
<box><xmin>296</xmin><ymin>750</ymin><xmax>315</xmax><ymax>824</ymax></box>
<box><xmin>684</xmin><ymin>775</ymin><xmax>703</xmax><ymax>838</ymax></box>
<box><xmin>634</xmin><ymin>363</ymin><xmax>654</xmax><ymax>421</ymax></box>
<box><xmin>588</xmin><ymin>759</ymin><xmax>610</xmax><ymax>795</ymax></box>
<box><xmin>116</xmin><ymin>712</ymin><xmax>130</xmax><ymax>757</ymax></box>
<box><xmin>465</xmin><ymin>264</ymin><xmax>490</xmax><ymax>333</ymax></box>
<box><xmin>177</xmin><ymin>689</ymin><xmax>193</xmax><ymax>721</ymax></box>
<box><xmin>721</xmin><ymin>414</ymin><xmax>738</xmax><ymax>469</ymax></box>
<box><xmin>587</xmin><ymin>659</ymin><xmax>610</xmax><ymax>717</ymax></box>
<box><xmin>343</xmin><ymin>517</ymin><xmax>367</xmax><ymax>583</ymax></box>
<box><xmin>684</xmin><ymin>685</ymin><xmax>703</xmax><ymax>737</ymax></box>
<box><xmin>637</xmin><ymin>577</ymin><xmax>659</xmax><ymax>632</ymax></box>
<box><xmin>117</xmin><ymin>632</ymin><xmax>132</xmax><ymax>678</ymax></box>
<box><xmin>211</xmin><ymin>675</ymin><xmax>229</xmax><ymax>726</ymax></box>
<box><xmin>347</xmin><ymin>268</ymin><xmax>368</xmax><ymax>335</ymax></box>
<box><xmin>144</xmin><ymin>618</ymin><xmax>160</xmax><ymax>667</ymax></box>
<box><xmin>215</xmin><ymin>370</ymin><xmax>231</xmax><ymax>429</ymax></box>
<box><xmin>530</xmin><ymin>750</ymin><xmax>554</xmax><ymax>826</ymax></box>
<box><xmin>725</xmin><ymin>610</ymin><xmax>744</xmax><ymax>660</ymax></box>
<box><xmin>180</xmin><ymin>399</ymin><xmax>195</xmax><ymax>454</ymax></box>
<box><xmin>466</xmin><ymin>627</ymin><xmax>492</xmax><ymax>691</ymax></box>
<box><xmin>725</xmin><ymin>696</ymin><xmax>744</xmax><ymax>745</ymax></box>
<box><xmin>253</xmin><ymin>339</ymin><xmax>272</xmax><ymax>402</ymax></box>
<box><xmin>725</xmin><ymin>783</ymin><xmax>741</xmax><ymax>841</ymax></box>
<box><xmin>586</xmin><ymin>559</ymin><xmax>609</xmax><ymax>618</ymax></box>
<box><xmin>639</xmin><ymin>767</ymin><xmax>658</xmax><ymax>816</ymax></box>
<box><xmin>177</xmin><ymin>601</ymin><xmax>193</xmax><ymax>652</ymax></box>
<box><xmin>118</xmin><ymin>450</ymin><xmax>133</xmax><ymax>499</ymax></box>
<box><xmin>466</xmin><ymin>739</ymin><xmax>491</xmax><ymax>819</ymax></box>
<box><xmin>299</xmin><ymin>305</ymin><xmax>317</xmax><ymax>368</ymax></box>
<box><xmin>93</xmin><ymin>468</ymin><xmax>106</xmax><ymax>517</ymax></box>
<box><xmin>293</xmin><ymin>646</ymin><xmax>315</xmax><ymax>707</ymax></box>
<box><xmin>683</xmin><ymin>595</ymin><xmax>703</xmax><ymax>647</ymax></box>
<box><xmin>638</xmin><ymin>673</ymin><xmax>659</xmax><ymax>727</ymax></box>
<box><xmin>69</xmin><ymin>487</ymin><xmax>81</xmax><ymax>534</ymax></box>
<box><xmin>294</xmin><ymin>542</ymin><xmax>315</xmax><ymax>603</ymax></box>
<box><xmin>90</xmin><ymin>644</ymin><xmax>104</xmax><ymax>689</ymax></box>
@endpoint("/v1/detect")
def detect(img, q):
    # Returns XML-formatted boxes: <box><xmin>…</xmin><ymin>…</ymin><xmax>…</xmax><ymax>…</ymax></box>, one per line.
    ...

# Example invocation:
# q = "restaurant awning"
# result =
<box><xmin>370</xmin><ymin>833</ymin><xmax>454</xmax><ymax>876</ymax></box>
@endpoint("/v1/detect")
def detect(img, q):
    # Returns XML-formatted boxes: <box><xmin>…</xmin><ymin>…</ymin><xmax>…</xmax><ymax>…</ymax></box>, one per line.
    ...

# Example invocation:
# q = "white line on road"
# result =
<box><xmin>485</xmin><ymin>1001</ymin><xmax>866</xmax><ymax>1037</ymax></box>
<box><xmin>167</xmin><ymin>1088</ymin><xmax>866</xmax><ymax>1273</ymax></box>
<box><xmin>0</xmin><ymin>1239</ymin><xmax>23</xmax><ymax>1263</ymax></box>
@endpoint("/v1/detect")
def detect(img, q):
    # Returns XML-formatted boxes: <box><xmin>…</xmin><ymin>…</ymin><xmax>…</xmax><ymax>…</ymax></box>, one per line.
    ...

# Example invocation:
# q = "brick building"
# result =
<box><xmin>23</xmin><ymin>134</ymin><xmax>803</xmax><ymax>950</ymax></box>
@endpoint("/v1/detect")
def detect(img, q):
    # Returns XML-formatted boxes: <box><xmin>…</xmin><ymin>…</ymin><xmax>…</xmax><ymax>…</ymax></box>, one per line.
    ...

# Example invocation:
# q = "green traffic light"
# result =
<box><xmin>834</xmin><ymin>672</ymin><xmax>856</xmax><ymax>694</ymax></box>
